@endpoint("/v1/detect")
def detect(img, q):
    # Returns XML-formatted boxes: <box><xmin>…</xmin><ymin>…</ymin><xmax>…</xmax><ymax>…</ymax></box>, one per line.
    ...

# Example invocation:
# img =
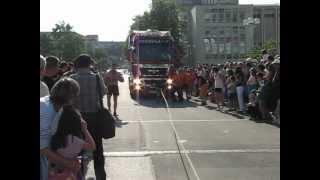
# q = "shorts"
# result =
<box><xmin>107</xmin><ymin>85</ymin><xmax>119</xmax><ymax>96</ymax></box>
<box><xmin>214</xmin><ymin>88</ymin><xmax>223</xmax><ymax>93</ymax></box>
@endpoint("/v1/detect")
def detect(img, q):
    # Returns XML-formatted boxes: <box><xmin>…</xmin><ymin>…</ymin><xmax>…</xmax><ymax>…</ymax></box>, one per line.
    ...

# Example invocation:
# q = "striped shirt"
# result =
<box><xmin>70</xmin><ymin>69</ymin><xmax>106</xmax><ymax>113</ymax></box>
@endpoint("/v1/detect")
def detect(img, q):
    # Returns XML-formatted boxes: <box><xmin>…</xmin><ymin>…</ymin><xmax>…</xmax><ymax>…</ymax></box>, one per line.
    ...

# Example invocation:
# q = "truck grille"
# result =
<box><xmin>140</xmin><ymin>68</ymin><xmax>168</xmax><ymax>76</ymax></box>
<box><xmin>144</xmin><ymin>79</ymin><xmax>167</xmax><ymax>88</ymax></box>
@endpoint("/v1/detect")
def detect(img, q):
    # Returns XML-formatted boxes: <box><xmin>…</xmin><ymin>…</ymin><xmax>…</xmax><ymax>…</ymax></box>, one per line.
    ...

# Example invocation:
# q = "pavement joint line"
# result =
<box><xmin>160</xmin><ymin>90</ymin><xmax>201</xmax><ymax>180</ymax></box>
<box><xmin>103</xmin><ymin>149</ymin><xmax>280</xmax><ymax>157</ymax></box>
<box><xmin>123</xmin><ymin>119</ymin><xmax>246</xmax><ymax>123</ymax></box>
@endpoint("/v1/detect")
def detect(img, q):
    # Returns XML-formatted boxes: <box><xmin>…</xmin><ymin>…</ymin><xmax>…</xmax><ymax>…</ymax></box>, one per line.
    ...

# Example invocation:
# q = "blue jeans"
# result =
<box><xmin>40</xmin><ymin>155</ymin><xmax>48</xmax><ymax>180</ymax></box>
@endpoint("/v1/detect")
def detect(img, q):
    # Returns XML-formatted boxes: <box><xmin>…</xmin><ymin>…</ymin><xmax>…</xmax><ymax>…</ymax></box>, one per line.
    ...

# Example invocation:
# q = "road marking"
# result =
<box><xmin>179</xmin><ymin>140</ymin><xmax>188</xmax><ymax>144</ymax></box>
<box><xmin>160</xmin><ymin>91</ymin><xmax>200</xmax><ymax>180</ymax></box>
<box><xmin>103</xmin><ymin>149</ymin><xmax>280</xmax><ymax>157</ymax></box>
<box><xmin>123</xmin><ymin>119</ymin><xmax>245</xmax><ymax>123</ymax></box>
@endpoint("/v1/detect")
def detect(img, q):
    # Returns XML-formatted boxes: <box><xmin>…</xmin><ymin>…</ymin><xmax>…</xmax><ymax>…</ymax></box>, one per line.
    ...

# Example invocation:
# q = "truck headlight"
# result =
<box><xmin>166</xmin><ymin>78</ymin><xmax>173</xmax><ymax>84</ymax></box>
<box><xmin>133</xmin><ymin>78</ymin><xmax>141</xmax><ymax>84</ymax></box>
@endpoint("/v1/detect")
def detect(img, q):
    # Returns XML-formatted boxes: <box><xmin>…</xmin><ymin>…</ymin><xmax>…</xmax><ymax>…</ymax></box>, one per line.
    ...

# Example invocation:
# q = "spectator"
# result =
<box><xmin>235</xmin><ymin>67</ymin><xmax>246</xmax><ymax>114</ymax></box>
<box><xmin>247</xmin><ymin>68</ymin><xmax>258</xmax><ymax>93</ymax></box>
<box><xmin>256</xmin><ymin>72</ymin><xmax>265</xmax><ymax>89</ymax></box>
<box><xmin>261</xmin><ymin>49</ymin><xmax>269</xmax><ymax>62</ymax></box>
<box><xmin>246</xmin><ymin>90</ymin><xmax>261</xmax><ymax>120</ymax></box>
<box><xmin>43</xmin><ymin>56</ymin><xmax>61</xmax><ymax>90</ymax></box>
<box><xmin>40</xmin><ymin>78</ymin><xmax>82</xmax><ymax>180</ymax></box>
<box><xmin>63</xmin><ymin>62</ymin><xmax>76</xmax><ymax>77</ymax></box>
<box><xmin>256</xmin><ymin>65</ymin><xmax>275</xmax><ymax>120</ymax></box>
<box><xmin>199</xmin><ymin>76</ymin><xmax>209</xmax><ymax>105</ymax></box>
<box><xmin>40</xmin><ymin>55</ymin><xmax>49</xmax><ymax>98</ymax></box>
<box><xmin>214</xmin><ymin>67</ymin><xmax>224</xmax><ymax>110</ymax></box>
<box><xmin>267</xmin><ymin>55</ymin><xmax>275</xmax><ymax>64</ymax></box>
<box><xmin>50</xmin><ymin>105</ymin><xmax>96</xmax><ymax>179</ymax></box>
<box><xmin>70</xmin><ymin>54</ymin><xmax>107</xmax><ymax>180</ymax></box>
<box><xmin>183</xmin><ymin>68</ymin><xmax>196</xmax><ymax>100</ymax></box>
<box><xmin>227</xmin><ymin>76</ymin><xmax>237</xmax><ymax>111</ymax></box>
<box><xmin>257</xmin><ymin>64</ymin><xmax>266</xmax><ymax>76</ymax></box>
<box><xmin>170</xmin><ymin>69</ymin><xmax>184</xmax><ymax>102</ymax></box>
<box><xmin>58</xmin><ymin>61</ymin><xmax>69</xmax><ymax>77</ymax></box>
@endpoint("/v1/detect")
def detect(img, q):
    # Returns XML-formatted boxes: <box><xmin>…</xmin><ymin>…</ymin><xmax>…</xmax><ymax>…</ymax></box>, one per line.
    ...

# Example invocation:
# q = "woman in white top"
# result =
<box><xmin>214</xmin><ymin>68</ymin><xmax>224</xmax><ymax>110</ymax></box>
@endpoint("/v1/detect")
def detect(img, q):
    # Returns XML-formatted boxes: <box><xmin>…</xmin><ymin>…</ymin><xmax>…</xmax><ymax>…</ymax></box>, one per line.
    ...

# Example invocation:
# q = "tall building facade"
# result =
<box><xmin>175</xmin><ymin>0</ymin><xmax>279</xmax><ymax>65</ymax></box>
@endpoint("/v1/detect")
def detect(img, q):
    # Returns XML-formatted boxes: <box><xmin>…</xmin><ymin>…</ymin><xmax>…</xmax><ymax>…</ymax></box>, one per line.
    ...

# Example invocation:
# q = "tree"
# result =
<box><xmin>130</xmin><ymin>0</ymin><xmax>184</xmax><ymax>47</ymax></box>
<box><xmin>50</xmin><ymin>21</ymin><xmax>86</xmax><ymax>61</ymax></box>
<box><xmin>40</xmin><ymin>33</ymin><xmax>54</xmax><ymax>56</ymax></box>
<box><xmin>247</xmin><ymin>40</ymin><xmax>278</xmax><ymax>60</ymax></box>
<box><xmin>130</xmin><ymin>12</ymin><xmax>152</xmax><ymax>30</ymax></box>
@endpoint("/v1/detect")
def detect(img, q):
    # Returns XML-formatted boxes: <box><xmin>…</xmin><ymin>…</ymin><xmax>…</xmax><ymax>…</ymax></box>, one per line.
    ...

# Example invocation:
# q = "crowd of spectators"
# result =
<box><xmin>40</xmin><ymin>54</ymin><xmax>107</xmax><ymax>180</ymax></box>
<box><xmin>169</xmin><ymin>52</ymin><xmax>280</xmax><ymax>125</ymax></box>
<box><xmin>40</xmin><ymin>50</ymin><xmax>280</xmax><ymax>179</ymax></box>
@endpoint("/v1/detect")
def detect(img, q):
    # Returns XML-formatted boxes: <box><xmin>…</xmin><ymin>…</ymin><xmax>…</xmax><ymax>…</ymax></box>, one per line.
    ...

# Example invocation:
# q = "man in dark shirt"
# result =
<box><xmin>70</xmin><ymin>54</ymin><xmax>107</xmax><ymax>180</ymax></box>
<box><xmin>42</xmin><ymin>56</ymin><xmax>60</xmax><ymax>90</ymax></box>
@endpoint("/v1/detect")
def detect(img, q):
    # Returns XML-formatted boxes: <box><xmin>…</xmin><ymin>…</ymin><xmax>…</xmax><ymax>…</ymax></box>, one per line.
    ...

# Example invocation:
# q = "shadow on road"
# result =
<box><xmin>132</xmin><ymin>96</ymin><xmax>199</xmax><ymax>108</ymax></box>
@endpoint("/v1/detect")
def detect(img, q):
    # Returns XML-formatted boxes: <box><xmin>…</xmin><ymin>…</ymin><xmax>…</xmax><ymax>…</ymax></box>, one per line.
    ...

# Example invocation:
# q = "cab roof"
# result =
<box><xmin>131</xmin><ymin>30</ymin><xmax>172</xmax><ymax>37</ymax></box>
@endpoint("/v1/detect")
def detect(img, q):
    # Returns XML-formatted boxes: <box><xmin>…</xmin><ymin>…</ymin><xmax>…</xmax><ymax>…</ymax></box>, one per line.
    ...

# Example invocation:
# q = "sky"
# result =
<box><xmin>40</xmin><ymin>0</ymin><xmax>280</xmax><ymax>41</ymax></box>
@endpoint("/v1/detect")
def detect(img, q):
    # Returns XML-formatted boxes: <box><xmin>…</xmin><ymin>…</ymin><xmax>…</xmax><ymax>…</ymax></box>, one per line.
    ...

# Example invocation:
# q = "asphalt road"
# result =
<box><xmin>85</xmin><ymin>73</ymin><xmax>280</xmax><ymax>180</ymax></box>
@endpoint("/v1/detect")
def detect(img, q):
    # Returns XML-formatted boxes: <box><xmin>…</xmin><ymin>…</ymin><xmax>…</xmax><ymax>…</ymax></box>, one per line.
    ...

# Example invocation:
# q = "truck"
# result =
<box><xmin>126</xmin><ymin>30</ymin><xmax>181</xmax><ymax>98</ymax></box>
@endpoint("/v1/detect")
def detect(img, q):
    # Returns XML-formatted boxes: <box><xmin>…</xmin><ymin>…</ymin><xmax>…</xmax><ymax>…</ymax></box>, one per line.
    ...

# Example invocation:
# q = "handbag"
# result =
<box><xmin>96</xmin><ymin>74</ymin><xmax>116</xmax><ymax>139</ymax></box>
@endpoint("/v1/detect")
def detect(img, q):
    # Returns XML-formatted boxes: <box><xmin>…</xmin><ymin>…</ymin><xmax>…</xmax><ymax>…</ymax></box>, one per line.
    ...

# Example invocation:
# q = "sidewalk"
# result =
<box><xmin>188</xmin><ymin>95</ymin><xmax>250</xmax><ymax>120</ymax></box>
<box><xmin>85</xmin><ymin>156</ymin><xmax>156</xmax><ymax>180</ymax></box>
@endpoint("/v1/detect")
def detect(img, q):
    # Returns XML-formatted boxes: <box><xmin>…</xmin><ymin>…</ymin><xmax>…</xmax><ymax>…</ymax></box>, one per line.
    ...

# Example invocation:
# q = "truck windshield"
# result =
<box><xmin>138</xmin><ymin>43</ymin><xmax>172</xmax><ymax>61</ymax></box>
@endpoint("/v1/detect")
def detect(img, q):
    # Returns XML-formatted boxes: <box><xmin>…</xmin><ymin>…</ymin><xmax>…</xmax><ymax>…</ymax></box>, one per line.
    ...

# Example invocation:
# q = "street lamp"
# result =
<box><xmin>243</xmin><ymin>17</ymin><xmax>260</xmax><ymax>54</ymax></box>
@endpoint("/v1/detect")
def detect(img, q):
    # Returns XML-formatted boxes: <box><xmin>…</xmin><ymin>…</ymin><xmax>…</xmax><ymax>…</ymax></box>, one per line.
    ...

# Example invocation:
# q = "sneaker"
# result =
<box><xmin>201</xmin><ymin>102</ymin><xmax>207</xmax><ymax>105</ymax></box>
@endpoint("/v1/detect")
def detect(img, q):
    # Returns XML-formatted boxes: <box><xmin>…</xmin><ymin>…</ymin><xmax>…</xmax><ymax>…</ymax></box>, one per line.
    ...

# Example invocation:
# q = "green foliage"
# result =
<box><xmin>130</xmin><ymin>0</ymin><xmax>184</xmax><ymax>46</ymax></box>
<box><xmin>40</xmin><ymin>21</ymin><xmax>86</xmax><ymax>61</ymax></box>
<box><xmin>246</xmin><ymin>40</ymin><xmax>278</xmax><ymax>60</ymax></box>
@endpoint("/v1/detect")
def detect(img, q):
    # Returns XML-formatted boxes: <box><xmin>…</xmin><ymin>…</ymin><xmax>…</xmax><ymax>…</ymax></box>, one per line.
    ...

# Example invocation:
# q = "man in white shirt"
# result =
<box><xmin>40</xmin><ymin>55</ymin><xmax>49</xmax><ymax>98</ymax></box>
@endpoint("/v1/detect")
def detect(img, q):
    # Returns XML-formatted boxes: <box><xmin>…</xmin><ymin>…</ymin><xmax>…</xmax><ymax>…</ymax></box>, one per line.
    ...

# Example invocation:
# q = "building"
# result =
<box><xmin>174</xmin><ymin>0</ymin><xmax>279</xmax><ymax>65</ymax></box>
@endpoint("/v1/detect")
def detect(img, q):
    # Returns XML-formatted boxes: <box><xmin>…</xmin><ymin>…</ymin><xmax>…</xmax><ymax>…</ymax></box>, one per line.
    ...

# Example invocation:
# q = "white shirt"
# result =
<box><xmin>40</xmin><ymin>81</ymin><xmax>49</xmax><ymax>98</ymax></box>
<box><xmin>214</xmin><ymin>72</ymin><xmax>224</xmax><ymax>89</ymax></box>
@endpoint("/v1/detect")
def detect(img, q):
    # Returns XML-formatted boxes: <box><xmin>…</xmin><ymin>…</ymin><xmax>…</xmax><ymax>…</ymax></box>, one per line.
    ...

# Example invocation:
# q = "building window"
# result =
<box><xmin>264</xmin><ymin>14</ymin><xmax>275</xmax><ymax>18</ymax></box>
<box><xmin>232</xmin><ymin>9</ymin><xmax>238</xmax><ymax>23</ymax></box>
<box><xmin>218</xmin><ymin>13</ymin><xmax>224</xmax><ymax>23</ymax></box>
<box><xmin>212</xmin><ymin>13</ymin><xmax>217</xmax><ymax>23</ymax></box>
<box><xmin>239</xmin><ymin>42</ymin><xmax>246</xmax><ymax>54</ymax></box>
<box><xmin>232</xmin><ymin>43</ymin><xmax>239</xmax><ymax>54</ymax></box>
<box><xmin>219</xmin><ymin>29</ymin><xmax>224</xmax><ymax>35</ymax></box>
<box><xmin>219</xmin><ymin>43</ymin><xmax>225</xmax><ymax>53</ymax></box>
<box><xmin>225</xmin><ymin>43</ymin><xmax>231</xmax><ymax>54</ymax></box>
<box><xmin>233</xmin><ymin>36</ymin><xmax>239</xmax><ymax>42</ymax></box>
<box><xmin>225</xmin><ymin>12</ymin><xmax>231</xmax><ymax>23</ymax></box>
<box><xmin>232</xmin><ymin>26</ymin><xmax>238</xmax><ymax>34</ymax></box>
<box><xmin>240</xmin><ymin>33</ymin><xmax>246</xmax><ymax>41</ymax></box>
<box><xmin>210</xmin><ymin>38</ymin><xmax>218</xmax><ymax>54</ymax></box>
<box><xmin>203</xmin><ymin>38</ymin><xmax>211</xmax><ymax>52</ymax></box>
<box><xmin>239</xmin><ymin>10</ymin><xmax>245</xmax><ymax>22</ymax></box>
<box><xmin>254</xmin><ymin>14</ymin><xmax>261</xmax><ymax>18</ymax></box>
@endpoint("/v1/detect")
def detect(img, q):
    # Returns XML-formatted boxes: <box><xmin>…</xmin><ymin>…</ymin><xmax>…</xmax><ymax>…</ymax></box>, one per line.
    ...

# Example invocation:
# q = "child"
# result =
<box><xmin>49</xmin><ymin>106</ymin><xmax>96</xmax><ymax>180</ymax></box>
<box><xmin>227</xmin><ymin>76</ymin><xmax>237</xmax><ymax>111</ymax></box>
<box><xmin>247</xmin><ymin>90</ymin><xmax>261</xmax><ymax>120</ymax></box>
